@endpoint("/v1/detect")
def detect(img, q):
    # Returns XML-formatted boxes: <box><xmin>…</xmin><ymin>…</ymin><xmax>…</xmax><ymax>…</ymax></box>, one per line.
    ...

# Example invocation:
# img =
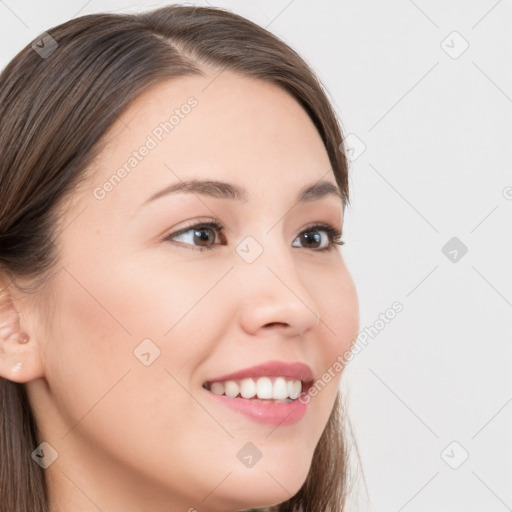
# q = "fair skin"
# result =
<box><xmin>0</xmin><ymin>70</ymin><xmax>359</xmax><ymax>511</ymax></box>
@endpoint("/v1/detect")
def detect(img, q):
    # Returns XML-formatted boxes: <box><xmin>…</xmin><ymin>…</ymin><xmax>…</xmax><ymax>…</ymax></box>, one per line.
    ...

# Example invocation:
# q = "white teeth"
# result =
<box><xmin>207</xmin><ymin>377</ymin><xmax>303</xmax><ymax>400</ymax></box>
<box><xmin>240</xmin><ymin>378</ymin><xmax>256</xmax><ymax>398</ymax></box>
<box><xmin>256</xmin><ymin>377</ymin><xmax>273</xmax><ymax>399</ymax></box>
<box><xmin>210</xmin><ymin>382</ymin><xmax>225</xmax><ymax>395</ymax></box>
<box><xmin>224</xmin><ymin>380</ymin><xmax>240</xmax><ymax>398</ymax></box>
<box><xmin>272</xmin><ymin>377</ymin><xmax>288</xmax><ymax>400</ymax></box>
<box><xmin>288</xmin><ymin>379</ymin><xmax>302</xmax><ymax>399</ymax></box>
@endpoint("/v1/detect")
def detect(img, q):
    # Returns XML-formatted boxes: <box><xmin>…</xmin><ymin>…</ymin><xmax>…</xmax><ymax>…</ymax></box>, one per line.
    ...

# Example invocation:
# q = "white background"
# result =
<box><xmin>1</xmin><ymin>1</ymin><xmax>511</xmax><ymax>511</ymax></box>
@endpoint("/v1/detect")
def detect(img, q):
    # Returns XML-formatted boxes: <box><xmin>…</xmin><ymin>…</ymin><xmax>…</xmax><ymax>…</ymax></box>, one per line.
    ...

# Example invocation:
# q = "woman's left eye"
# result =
<box><xmin>292</xmin><ymin>223</ymin><xmax>345</xmax><ymax>251</ymax></box>
<box><xmin>163</xmin><ymin>220</ymin><xmax>344</xmax><ymax>252</ymax></box>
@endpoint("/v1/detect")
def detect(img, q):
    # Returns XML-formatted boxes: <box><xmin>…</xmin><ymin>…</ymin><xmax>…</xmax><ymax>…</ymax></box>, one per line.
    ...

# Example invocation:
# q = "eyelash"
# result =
<box><xmin>163</xmin><ymin>219</ymin><xmax>345</xmax><ymax>252</ymax></box>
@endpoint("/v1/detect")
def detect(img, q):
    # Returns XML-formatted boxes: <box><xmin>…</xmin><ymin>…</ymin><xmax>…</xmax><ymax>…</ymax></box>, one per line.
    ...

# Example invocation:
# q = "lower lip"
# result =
<box><xmin>205</xmin><ymin>390</ymin><xmax>308</xmax><ymax>426</ymax></box>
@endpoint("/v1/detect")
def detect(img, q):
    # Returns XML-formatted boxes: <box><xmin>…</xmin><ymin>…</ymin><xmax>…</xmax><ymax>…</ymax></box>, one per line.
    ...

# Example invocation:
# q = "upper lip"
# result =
<box><xmin>205</xmin><ymin>360</ymin><xmax>314</xmax><ymax>384</ymax></box>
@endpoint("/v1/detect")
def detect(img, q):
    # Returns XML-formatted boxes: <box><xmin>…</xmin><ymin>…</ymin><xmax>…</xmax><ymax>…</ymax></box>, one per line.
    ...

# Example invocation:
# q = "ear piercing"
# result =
<box><xmin>12</xmin><ymin>333</ymin><xmax>29</xmax><ymax>372</ymax></box>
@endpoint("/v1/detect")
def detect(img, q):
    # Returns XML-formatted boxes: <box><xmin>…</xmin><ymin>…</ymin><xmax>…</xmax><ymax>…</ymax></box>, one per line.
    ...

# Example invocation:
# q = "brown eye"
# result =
<box><xmin>292</xmin><ymin>224</ymin><xmax>344</xmax><ymax>252</ymax></box>
<box><xmin>298</xmin><ymin>230</ymin><xmax>324</xmax><ymax>249</ymax></box>
<box><xmin>189</xmin><ymin>227</ymin><xmax>216</xmax><ymax>247</ymax></box>
<box><xmin>164</xmin><ymin>221</ymin><xmax>225</xmax><ymax>251</ymax></box>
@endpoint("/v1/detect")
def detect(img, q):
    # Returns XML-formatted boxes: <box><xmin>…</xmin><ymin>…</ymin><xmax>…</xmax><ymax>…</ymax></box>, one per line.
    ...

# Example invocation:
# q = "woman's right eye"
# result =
<box><xmin>163</xmin><ymin>221</ymin><xmax>226</xmax><ymax>251</ymax></box>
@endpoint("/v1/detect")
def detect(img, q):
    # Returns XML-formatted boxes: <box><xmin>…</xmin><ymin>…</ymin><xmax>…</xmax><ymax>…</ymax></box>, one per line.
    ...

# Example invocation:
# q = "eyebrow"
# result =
<box><xmin>142</xmin><ymin>179</ymin><xmax>344</xmax><ymax>206</ymax></box>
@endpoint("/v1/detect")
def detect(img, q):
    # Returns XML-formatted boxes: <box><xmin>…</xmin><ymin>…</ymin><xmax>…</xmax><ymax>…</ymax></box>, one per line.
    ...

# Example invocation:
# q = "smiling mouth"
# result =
<box><xmin>202</xmin><ymin>376</ymin><xmax>312</xmax><ymax>402</ymax></box>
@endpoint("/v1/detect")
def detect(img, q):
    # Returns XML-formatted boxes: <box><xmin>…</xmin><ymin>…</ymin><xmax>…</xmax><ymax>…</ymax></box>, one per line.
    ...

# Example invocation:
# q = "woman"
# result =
<box><xmin>0</xmin><ymin>4</ymin><xmax>360</xmax><ymax>511</ymax></box>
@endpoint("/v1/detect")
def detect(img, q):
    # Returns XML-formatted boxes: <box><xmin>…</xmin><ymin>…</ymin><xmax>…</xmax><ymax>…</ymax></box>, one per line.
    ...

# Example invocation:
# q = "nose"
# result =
<box><xmin>234</xmin><ymin>236</ymin><xmax>321</xmax><ymax>338</ymax></box>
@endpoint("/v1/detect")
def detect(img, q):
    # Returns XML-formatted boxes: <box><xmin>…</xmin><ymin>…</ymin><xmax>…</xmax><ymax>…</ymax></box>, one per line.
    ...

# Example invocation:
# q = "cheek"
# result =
<box><xmin>45</xmin><ymin>255</ymin><xmax>230</xmax><ymax>429</ymax></box>
<box><xmin>42</xmin><ymin>259</ymin><xmax>237</xmax><ymax>488</ymax></box>
<box><xmin>302</xmin><ymin>265</ymin><xmax>359</xmax><ymax>427</ymax></box>
<box><xmin>312</xmin><ymin>263</ymin><xmax>359</xmax><ymax>365</ymax></box>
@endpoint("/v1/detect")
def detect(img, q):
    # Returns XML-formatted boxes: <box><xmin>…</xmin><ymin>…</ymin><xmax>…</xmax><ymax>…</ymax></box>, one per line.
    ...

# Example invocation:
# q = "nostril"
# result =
<box><xmin>265</xmin><ymin>322</ymin><xmax>288</xmax><ymax>328</ymax></box>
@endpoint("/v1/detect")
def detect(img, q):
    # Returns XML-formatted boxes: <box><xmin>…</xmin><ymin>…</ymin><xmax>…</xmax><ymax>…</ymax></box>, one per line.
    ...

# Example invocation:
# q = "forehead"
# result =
<box><xmin>83</xmin><ymin>70</ymin><xmax>334</xmax><ymax>211</ymax></box>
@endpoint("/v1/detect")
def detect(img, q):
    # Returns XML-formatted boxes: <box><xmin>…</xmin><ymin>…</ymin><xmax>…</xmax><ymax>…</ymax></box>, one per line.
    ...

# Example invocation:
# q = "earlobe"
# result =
<box><xmin>0</xmin><ymin>273</ymin><xmax>44</xmax><ymax>383</ymax></box>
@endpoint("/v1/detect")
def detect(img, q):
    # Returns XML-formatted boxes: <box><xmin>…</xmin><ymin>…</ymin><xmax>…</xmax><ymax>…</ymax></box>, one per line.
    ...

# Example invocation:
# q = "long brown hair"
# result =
<box><xmin>0</xmin><ymin>5</ymin><xmax>354</xmax><ymax>511</ymax></box>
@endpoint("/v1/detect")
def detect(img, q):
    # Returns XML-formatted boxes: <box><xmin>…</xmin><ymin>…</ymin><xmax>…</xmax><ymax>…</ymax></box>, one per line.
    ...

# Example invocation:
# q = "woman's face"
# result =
<box><xmin>24</xmin><ymin>70</ymin><xmax>359</xmax><ymax>511</ymax></box>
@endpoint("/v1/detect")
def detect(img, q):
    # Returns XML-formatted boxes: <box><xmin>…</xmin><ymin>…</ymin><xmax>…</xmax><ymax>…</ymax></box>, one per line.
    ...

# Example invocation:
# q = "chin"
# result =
<box><xmin>212</xmin><ymin>458</ymin><xmax>310</xmax><ymax>511</ymax></box>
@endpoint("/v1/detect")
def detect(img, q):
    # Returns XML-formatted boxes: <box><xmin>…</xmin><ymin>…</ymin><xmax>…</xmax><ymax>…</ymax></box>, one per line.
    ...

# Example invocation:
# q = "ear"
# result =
<box><xmin>0</xmin><ymin>271</ymin><xmax>45</xmax><ymax>383</ymax></box>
